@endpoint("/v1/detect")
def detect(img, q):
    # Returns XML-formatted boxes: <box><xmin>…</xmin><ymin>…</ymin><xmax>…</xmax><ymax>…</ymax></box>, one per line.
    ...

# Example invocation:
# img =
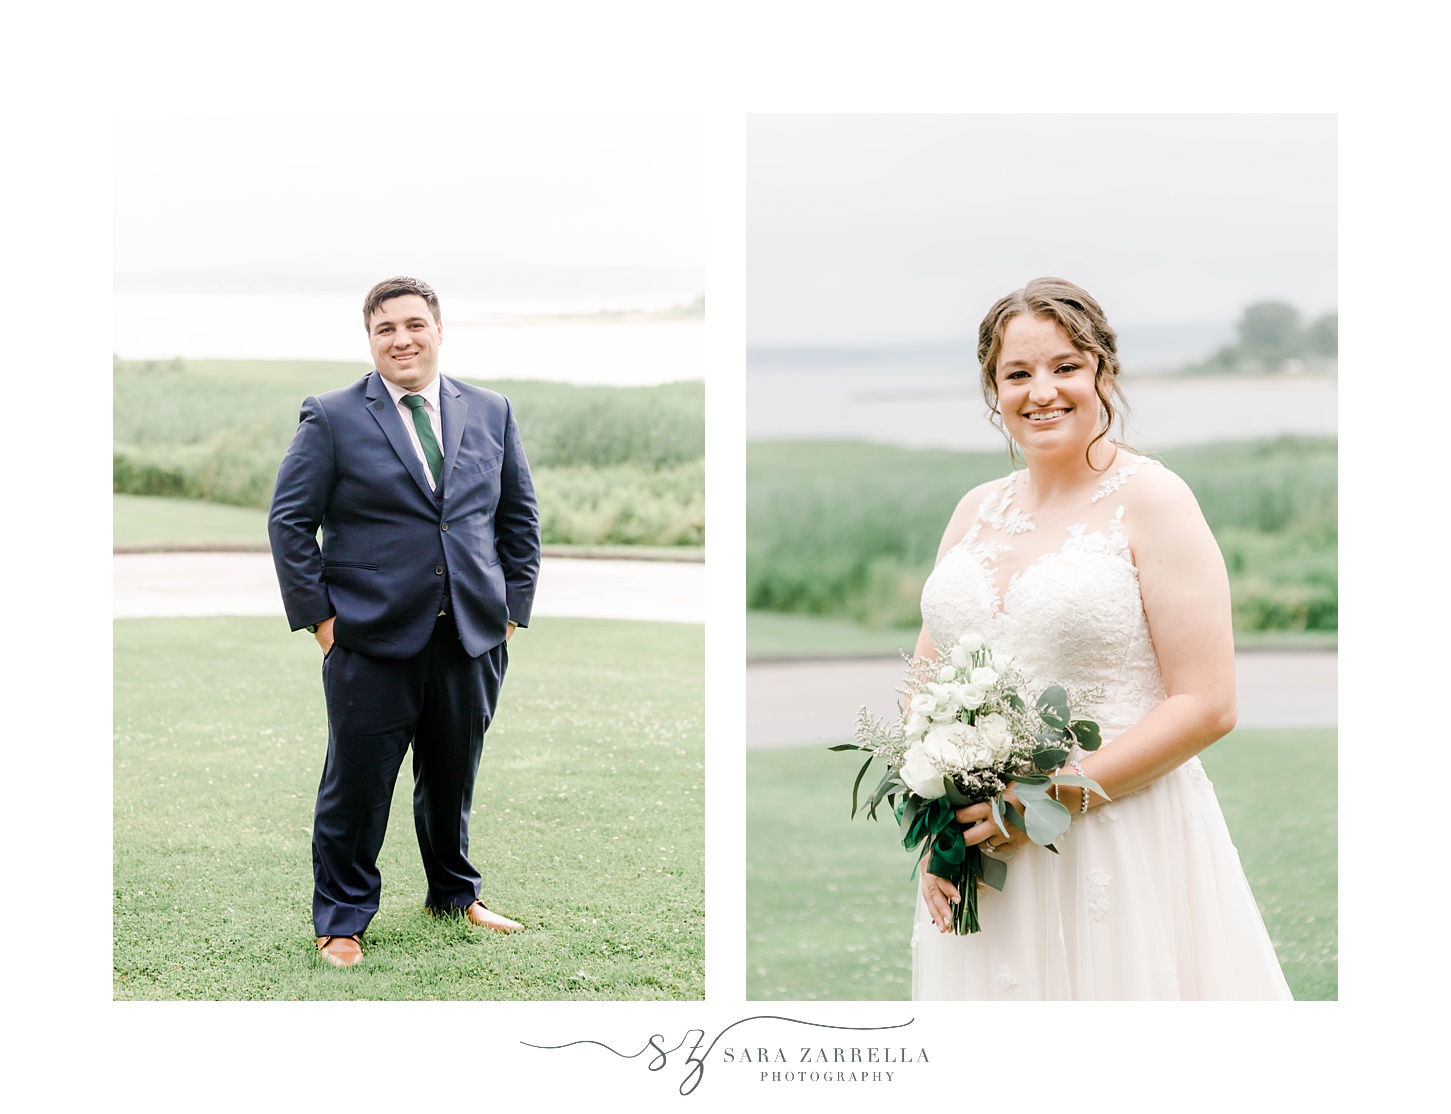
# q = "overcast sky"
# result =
<box><xmin>114</xmin><ymin>113</ymin><xmax>705</xmax><ymax>312</ymax></box>
<box><xmin>748</xmin><ymin>114</ymin><xmax>1336</xmax><ymax>346</ymax></box>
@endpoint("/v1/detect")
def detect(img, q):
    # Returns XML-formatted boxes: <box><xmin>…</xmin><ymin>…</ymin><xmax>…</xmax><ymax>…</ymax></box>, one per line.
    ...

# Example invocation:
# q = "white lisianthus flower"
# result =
<box><xmin>956</xmin><ymin>630</ymin><xmax>985</xmax><ymax>653</ymax></box>
<box><xmin>909</xmin><ymin>692</ymin><xmax>936</xmax><ymax>718</ymax></box>
<box><xmin>954</xmin><ymin>682</ymin><xmax>986</xmax><ymax>711</ymax></box>
<box><xmin>948</xmin><ymin>642</ymin><xmax>973</xmax><ymax>670</ymax></box>
<box><xmin>977</xmin><ymin>712</ymin><xmax>1013</xmax><ymax>761</ymax></box>
<box><xmin>970</xmin><ymin>666</ymin><xmax>1000</xmax><ymax>688</ymax></box>
<box><xmin>925</xmin><ymin>683</ymin><xmax>959</xmax><ymax>719</ymax></box>
<box><xmin>903</xmin><ymin>711</ymin><xmax>930</xmax><ymax>738</ymax></box>
<box><xmin>936</xmin><ymin>664</ymin><xmax>958</xmax><ymax>684</ymax></box>
<box><xmin>899</xmin><ymin>743</ymin><xmax>947</xmax><ymax>799</ymax></box>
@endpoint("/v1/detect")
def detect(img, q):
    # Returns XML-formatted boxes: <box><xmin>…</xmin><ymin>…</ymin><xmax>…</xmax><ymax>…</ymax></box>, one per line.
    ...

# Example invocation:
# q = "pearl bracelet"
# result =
<box><xmin>1069</xmin><ymin>760</ymin><xmax>1089</xmax><ymax>814</ymax></box>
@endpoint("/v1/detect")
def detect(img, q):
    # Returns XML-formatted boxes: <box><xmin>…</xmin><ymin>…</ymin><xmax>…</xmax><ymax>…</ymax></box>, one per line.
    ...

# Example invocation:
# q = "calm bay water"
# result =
<box><xmin>113</xmin><ymin>291</ymin><xmax>704</xmax><ymax>386</ymax></box>
<box><xmin>747</xmin><ymin>354</ymin><xmax>1336</xmax><ymax>449</ymax></box>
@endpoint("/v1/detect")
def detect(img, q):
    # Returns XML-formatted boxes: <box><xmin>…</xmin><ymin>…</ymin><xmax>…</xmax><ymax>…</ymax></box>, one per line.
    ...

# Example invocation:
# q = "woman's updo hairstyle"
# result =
<box><xmin>977</xmin><ymin>277</ymin><xmax>1129</xmax><ymax>469</ymax></box>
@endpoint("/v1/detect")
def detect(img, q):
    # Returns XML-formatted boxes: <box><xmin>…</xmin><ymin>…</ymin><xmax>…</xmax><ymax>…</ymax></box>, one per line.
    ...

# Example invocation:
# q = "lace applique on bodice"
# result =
<box><xmin>920</xmin><ymin>454</ymin><xmax>1165</xmax><ymax>741</ymax></box>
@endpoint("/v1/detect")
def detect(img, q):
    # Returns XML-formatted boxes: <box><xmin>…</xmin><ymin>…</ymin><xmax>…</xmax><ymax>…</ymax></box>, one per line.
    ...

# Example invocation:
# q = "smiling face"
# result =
<box><xmin>368</xmin><ymin>294</ymin><xmax>442</xmax><ymax>391</ymax></box>
<box><xmin>993</xmin><ymin>313</ymin><xmax>1102</xmax><ymax>457</ymax></box>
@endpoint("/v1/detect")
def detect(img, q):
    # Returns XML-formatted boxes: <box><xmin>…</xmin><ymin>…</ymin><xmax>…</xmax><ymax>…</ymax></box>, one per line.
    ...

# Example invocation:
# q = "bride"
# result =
<box><xmin>911</xmin><ymin>278</ymin><xmax>1292</xmax><ymax>1000</ymax></box>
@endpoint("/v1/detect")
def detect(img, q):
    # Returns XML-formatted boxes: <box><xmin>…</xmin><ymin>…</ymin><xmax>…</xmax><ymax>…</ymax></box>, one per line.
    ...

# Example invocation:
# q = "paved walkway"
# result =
<box><xmin>748</xmin><ymin>652</ymin><xmax>1336</xmax><ymax>748</ymax></box>
<box><xmin>113</xmin><ymin>552</ymin><xmax>705</xmax><ymax>624</ymax></box>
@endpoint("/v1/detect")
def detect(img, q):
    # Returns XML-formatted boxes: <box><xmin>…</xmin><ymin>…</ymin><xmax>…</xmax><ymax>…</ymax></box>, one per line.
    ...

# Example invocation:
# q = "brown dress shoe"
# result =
<box><xmin>465</xmin><ymin>901</ymin><xmax>523</xmax><ymax>933</ymax></box>
<box><xmin>316</xmin><ymin>935</ymin><xmax>363</xmax><ymax>967</ymax></box>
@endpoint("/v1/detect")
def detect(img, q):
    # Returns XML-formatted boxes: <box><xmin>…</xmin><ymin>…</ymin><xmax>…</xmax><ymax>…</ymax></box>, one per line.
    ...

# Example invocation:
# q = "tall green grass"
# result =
<box><xmin>113</xmin><ymin>358</ymin><xmax>705</xmax><ymax>547</ymax></box>
<box><xmin>746</xmin><ymin>436</ymin><xmax>1335</xmax><ymax>634</ymax></box>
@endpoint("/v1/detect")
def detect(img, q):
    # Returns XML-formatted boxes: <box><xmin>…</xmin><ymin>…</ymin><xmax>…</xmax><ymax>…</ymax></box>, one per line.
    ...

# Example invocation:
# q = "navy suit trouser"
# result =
<box><xmin>312</xmin><ymin>614</ymin><xmax>507</xmax><ymax>937</ymax></box>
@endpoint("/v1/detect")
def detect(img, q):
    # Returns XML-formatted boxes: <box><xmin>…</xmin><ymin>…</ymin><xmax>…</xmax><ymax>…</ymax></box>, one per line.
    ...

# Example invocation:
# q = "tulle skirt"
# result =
<box><xmin>910</xmin><ymin>758</ymin><xmax>1293</xmax><ymax>1000</ymax></box>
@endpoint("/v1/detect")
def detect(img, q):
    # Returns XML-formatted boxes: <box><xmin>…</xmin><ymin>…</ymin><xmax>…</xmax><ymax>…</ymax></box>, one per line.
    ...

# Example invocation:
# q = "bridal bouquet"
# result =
<box><xmin>831</xmin><ymin>633</ymin><xmax>1107</xmax><ymax>934</ymax></box>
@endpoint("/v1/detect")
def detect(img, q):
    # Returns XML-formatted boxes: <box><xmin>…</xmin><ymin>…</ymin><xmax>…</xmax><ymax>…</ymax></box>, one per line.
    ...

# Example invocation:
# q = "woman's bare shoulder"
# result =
<box><xmin>1116</xmin><ymin>454</ymin><xmax>1217</xmax><ymax>561</ymax></box>
<box><xmin>1118</xmin><ymin>454</ymin><xmax>1202</xmax><ymax>516</ymax></box>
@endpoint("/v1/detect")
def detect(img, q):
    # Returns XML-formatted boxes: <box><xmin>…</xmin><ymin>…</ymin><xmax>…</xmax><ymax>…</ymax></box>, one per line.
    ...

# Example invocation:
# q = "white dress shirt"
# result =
<box><xmin>380</xmin><ymin>373</ymin><xmax>444</xmax><ymax>490</ymax></box>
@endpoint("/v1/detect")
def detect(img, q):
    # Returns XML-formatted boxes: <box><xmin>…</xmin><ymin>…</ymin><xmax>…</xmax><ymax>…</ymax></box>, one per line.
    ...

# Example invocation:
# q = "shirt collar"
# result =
<box><xmin>380</xmin><ymin>371</ymin><xmax>443</xmax><ymax>411</ymax></box>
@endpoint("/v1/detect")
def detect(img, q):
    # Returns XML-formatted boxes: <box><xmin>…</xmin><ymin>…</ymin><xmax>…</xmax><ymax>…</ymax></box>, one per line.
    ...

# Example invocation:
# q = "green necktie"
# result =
<box><xmin>401</xmin><ymin>393</ymin><xmax>443</xmax><ymax>484</ymax></box>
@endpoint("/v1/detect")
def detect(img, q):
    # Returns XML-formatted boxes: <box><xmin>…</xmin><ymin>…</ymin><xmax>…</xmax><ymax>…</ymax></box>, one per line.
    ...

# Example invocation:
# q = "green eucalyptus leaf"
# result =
<box><xmin>944</xmin><ymin>780</ymin><xmax>971</xmax><ymax>808</ymax></box>
<box><xmin>1036</xmin><ymin>726</ymin><xmax>1068</xmax><ymax>748</ymax></box>
<box><xmin>1069</xmin><ymin>720</ymin><xmax>1102</xmax><ymax>751</ymax></box>
<box><xmin>1007</xmin><ymin>692</ymin><xmax>1026</xmax><ymax>711</ymax></box>
<box><xmin>1049</xmin><ymin>773</ymin><xmax>1109</xmax><ymax>800</ymax></box>
<box><xmin>1004</xmin><ymin>801</ymin><xmax>1027</xmax><ymax>833</ymax></box>
<box><xmin>828</xmin><ymin>743</ymin><xmax>866</xmax><ymax>752</ymax></box>
<box><xmin>1036</xmin><ymin>685</ymin><xmax>1070</xmax><ymax>729</ymax></box>
<box><xmin>1024</xmin><ymin>797</ymin><xmax>1072</xmax><ymax>845</ymax></box>
<box><xmin>989</xmin><ymin>794</ymin><xmax>1010</xmax><ymax>840</ymax></box>
<box><xmin>1033</xmin><ymin>746</ymin><xmax>1069</xmax><ymax>770</ymax></box>
<box><xmin>980</xmin><ymin>853</ymin><xmax>1008</xmax><ymax>891</ymax></box>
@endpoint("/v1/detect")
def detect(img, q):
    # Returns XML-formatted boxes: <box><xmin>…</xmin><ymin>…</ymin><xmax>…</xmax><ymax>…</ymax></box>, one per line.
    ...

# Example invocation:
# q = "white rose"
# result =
<box><xmin>977</xmin><ymin>712</ymin><xmax>1013</xmax><ymax>761</ymax></box>
<box><xmin>921</xmin><ymin>723</ymin><xmax>958</xmax><ymax>766</ymax></box>
<box><xmin>899</xmin><ymin>743</ymin><xmax>947</xmax><ymax>799</ymax></box>
<box><xmin>936</xmin><ymin>664</ymin><xmax>958</xmax><ymax>684</ymax></box>
<box><xmin>964</xmin><ymin>722</ymin><xmax>994</xmax><ymax>767</ymax></box>
<box><xmin>962</xmin><ymin>723</ymin><xmax>996</xmax><ymax>769</ymax></box>
<box><xmin>954</xmin><ymin>682</ymin><xmax>986</xmax><ymax>711</ymax></box>
<box><xmin>970</xmin><ymin>666</ymin><xmax>999</xmax><ymax>688</ymax></box>
<box><xmin>926</xmin><ymin>721</ymin><xmax>993</xmax><ymax>772</ymax></box>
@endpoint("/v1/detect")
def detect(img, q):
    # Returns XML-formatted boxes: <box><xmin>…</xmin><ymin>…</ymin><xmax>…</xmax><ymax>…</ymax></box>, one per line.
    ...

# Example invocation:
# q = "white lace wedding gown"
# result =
<box><xmin>913</xmin><ymin>454</ymin><xmax>1292</xmax><ymax>1000</ymax></box>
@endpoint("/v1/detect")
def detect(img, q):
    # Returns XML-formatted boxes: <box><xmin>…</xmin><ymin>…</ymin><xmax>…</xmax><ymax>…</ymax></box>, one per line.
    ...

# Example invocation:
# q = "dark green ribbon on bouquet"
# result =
<box><xmin>897</xmin><ymin>795</ymin><xmax>1007</xmax><ymax>935</ymax></box>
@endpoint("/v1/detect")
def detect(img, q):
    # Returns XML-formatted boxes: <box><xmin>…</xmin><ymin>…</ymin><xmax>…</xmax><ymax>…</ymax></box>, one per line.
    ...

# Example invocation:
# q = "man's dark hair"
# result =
<box><xmin>363</xmin><ymin>276</ymin><xmax>441</xmax><ymax>330</ymax></box>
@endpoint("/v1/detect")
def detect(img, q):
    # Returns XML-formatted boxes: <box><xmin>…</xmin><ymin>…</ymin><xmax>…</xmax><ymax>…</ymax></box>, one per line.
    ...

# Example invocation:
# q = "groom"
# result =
<box><xmin>268</xmin><ymin>276</ymin><xmax>541</xmax><ymax>967</ymax></box>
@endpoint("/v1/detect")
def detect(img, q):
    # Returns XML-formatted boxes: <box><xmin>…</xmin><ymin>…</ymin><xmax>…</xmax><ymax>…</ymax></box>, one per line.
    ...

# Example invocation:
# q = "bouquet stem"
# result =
<box><xmin>932</xmin><ymin>842</ymin><xmax>986</xmax><ymax>935</ymax></box>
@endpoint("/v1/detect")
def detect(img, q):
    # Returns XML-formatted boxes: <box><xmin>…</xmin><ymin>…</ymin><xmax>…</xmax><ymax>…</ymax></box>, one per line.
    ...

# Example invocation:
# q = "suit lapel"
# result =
<box><xmin>364</xmin><ymin>371</ymin><xmax>437</xmax><ymax>503</ymax></box>
<box><xmin>438</xmin><ymin>376</ymin><xmax>468</xmax><ymax>500</ymax></box>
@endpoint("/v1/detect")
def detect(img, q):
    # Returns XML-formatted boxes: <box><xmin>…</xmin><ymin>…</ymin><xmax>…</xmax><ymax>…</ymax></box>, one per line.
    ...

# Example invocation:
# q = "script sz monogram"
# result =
<box><xmin>523</xmin><ymin>1015</ymin><xmax>916</xmax><ymax>1096</ymax></box>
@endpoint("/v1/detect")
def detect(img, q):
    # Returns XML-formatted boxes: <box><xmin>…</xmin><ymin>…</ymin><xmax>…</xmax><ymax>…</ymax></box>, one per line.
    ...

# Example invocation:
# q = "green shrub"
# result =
<box><xmin>747</xmin><ymin>436</ymin><xmax>1337</xmax><ymax>634</ymax></box>
<box><xmin>535</xmin><ymin>461</ymin><xmax>705</xmax><ymax>546</ymax></box>
<box><xmin>112</xmin><ymin>358</ymin><xmax>705</xmax><ymax>546</ymax></box>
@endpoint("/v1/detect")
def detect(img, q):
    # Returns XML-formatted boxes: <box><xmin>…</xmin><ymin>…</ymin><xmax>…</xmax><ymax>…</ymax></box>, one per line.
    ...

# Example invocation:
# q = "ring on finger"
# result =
<box><xmin>983</xmin><ymin>841</ymin><xmax>998</xmax><ymax>854</ymax></box>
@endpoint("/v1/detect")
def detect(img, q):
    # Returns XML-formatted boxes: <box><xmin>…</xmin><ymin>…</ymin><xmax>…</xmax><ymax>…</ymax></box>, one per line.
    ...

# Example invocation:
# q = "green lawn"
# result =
<box><xmin>746</xmin><ymin>610</ymin><xmax>920</xmax><ymax>660</ymax></box>
<box><xmin>114</xmin><ymin>615</ymin><xmax>703</xmax><ymax>1000</ymax></box>
<box><xmin>115</xmin><ymin>492</ymin><xmax>272</xmax><ymax>549</ymax></box>
<box><xmin>746</xmin><ymin>729</ymin><xmax>1336</xmax><ymax>1001</ymax></box>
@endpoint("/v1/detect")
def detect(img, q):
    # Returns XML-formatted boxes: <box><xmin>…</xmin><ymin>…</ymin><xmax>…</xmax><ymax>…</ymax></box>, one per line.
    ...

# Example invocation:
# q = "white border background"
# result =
<box><xmin>9</xmin><ymin>0</ymin><xmax>1435</xmax><ymax>1108</ymax></box>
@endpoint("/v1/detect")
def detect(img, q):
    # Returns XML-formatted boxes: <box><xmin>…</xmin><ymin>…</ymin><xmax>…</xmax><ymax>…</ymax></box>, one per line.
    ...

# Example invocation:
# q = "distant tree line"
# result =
<box><xmin>1188</xmin><ymin>301</ymin><xmax>1337</xmax><ymax>374</ymax></box>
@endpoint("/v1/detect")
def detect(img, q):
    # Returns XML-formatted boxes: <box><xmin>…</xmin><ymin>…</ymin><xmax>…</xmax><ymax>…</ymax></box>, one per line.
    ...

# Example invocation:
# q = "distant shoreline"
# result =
<box><xmin>454</xmin><ymin>311</ymin><xmax>703</xmax><ymax>328</ymax></box>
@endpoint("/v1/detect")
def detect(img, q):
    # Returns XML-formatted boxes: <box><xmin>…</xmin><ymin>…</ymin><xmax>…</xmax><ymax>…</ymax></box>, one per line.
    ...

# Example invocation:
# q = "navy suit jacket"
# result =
<box><xmin>267</xmin><ymin>371</ymin><xmax>540</xmax><ymax>659</ymax></box>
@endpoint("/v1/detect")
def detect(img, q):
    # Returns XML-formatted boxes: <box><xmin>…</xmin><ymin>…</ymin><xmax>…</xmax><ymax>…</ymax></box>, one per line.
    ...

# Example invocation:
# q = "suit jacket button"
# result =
<box><xmin>441</xmin><ymin>522</ymin><xmax>449</xmax><ymax>531</ymax></box>
<box><xmin>435</xmin><ymin>566</ymin><xmax>445</xmax><ymax>575</ymax></box>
